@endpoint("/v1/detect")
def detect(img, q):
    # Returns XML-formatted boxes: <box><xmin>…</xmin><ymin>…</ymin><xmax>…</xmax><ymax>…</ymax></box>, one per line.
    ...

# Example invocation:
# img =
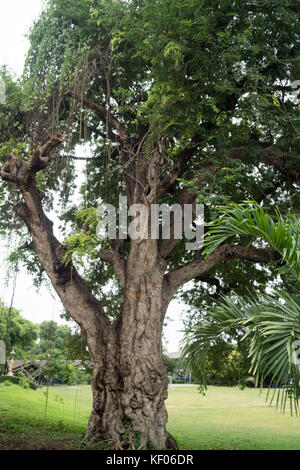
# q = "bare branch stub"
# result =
<box><xmin>31</xmin><ymin>135</ymin><xmax>63</xmax><ymax>172</ymax></box>
<box><xmin>0</xmin><ymin>135</ymin><xmax>63</xmax><ymax>186</ymax></box>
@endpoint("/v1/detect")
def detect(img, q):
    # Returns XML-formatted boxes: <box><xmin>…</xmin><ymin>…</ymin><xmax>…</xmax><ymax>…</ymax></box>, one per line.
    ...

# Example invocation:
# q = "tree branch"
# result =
<box><xmin>228</xmin><ymin>142</ymin><xmax>300</xmax><ymax>182</ymax></box>
<box><xmin>159</xmin><ymin>140</ymin><xmax>299</xmax><ymax>262</ymax></box>
<box><xmin>0</xmin><ymin>135</ymin><xmax>63</xmax><ymax>184</ymax></box>
<box><xmin>165</xmin><ymin>244</ymin><xmax>280</xmax><ymax>296</ymax></box>
<box><xmin>99</xmin><ymin>248</ymin><xmax>126</xmax><ymax>288</ymax></box>
<box><xmin>159</xmin><ymin>136</ymin><xmax>203</xmax><ymax>195</ymax></box>
<box><xmin>159</xmin><ymin>77</ymin><xmax>249</xmax><ymax>196</ymax></box>
<box><xmin>31</xmin><ymin>135</ymin><xmax>63</xmax><ymax>171</ymax></box>
<box><xmin>159</xmin><ymin>164</ymin><xmax>217</xmax><ymax>259</ymax></box>
<box><xmin>0</xmin><ymin>139</ymin><xmax>110</xmax><ymax>346</ymax></box>
<box><xmin>66</xmin><ymin>90</ymin><xmax>129</xmax><ymax>142</ymax></box>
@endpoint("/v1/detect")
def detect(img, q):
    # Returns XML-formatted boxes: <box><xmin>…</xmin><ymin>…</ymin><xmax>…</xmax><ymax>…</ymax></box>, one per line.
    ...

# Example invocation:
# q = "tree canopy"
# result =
<box><xmin>1</xmin><ymin>0</ymin><xmax>299</xmax><ymax>305</ymax></box>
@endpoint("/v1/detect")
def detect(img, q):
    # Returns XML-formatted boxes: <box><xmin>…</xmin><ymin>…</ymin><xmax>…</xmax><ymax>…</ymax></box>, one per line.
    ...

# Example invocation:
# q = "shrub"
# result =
<box><xmin>0</xmin><ymin>374</ymin><xmax>38</xmax><ymax>390</ymax></box>
<box><xmin>18</xmin><ymin>372</ymin><xmax>30</xmax><ymax>389</ymax></box>
<box><xmin>0</xmin><ymin>375</ymin><xmax>20</xmax><ymax>385</ymax></box>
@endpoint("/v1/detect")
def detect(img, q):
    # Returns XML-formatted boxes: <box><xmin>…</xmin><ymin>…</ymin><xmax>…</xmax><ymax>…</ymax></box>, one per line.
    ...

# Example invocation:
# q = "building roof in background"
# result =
<box><xmin>6</xmin><ymin>359</ymin><xmax>91</xmax><ymax>372</ymax></box>
<box><xmin>167</xmin><ymin>351</ymin><xmax>181</xmax><ymax>359</ymax></box>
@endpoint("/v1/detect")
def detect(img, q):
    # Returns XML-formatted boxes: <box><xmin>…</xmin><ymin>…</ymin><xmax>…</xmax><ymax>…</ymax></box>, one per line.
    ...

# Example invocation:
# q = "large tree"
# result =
<box><xmin>0</xmin><ymin>0</ymin><xmax>300</xmax><ymax>449</ymax></box>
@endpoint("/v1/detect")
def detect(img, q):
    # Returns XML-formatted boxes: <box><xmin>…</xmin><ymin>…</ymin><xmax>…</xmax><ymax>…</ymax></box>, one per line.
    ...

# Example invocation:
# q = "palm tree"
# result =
<box><xmin>182</xmin><ymin>201</ymin><xmax>300</xmax><ymax>413</ymax></box>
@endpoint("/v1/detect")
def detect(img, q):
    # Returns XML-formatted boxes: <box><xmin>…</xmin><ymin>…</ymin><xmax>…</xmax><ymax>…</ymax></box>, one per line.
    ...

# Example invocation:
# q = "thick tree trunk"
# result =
<box><xmin>86</xmin><ymin>240</ymin><xmax>176</xmax><ymax>450</ymax></box>
<box><xmin>0</xmin><ymin>139</ymin><xmax>280</xmax><ymax>450</ymax></box>
<box><xmin>87</xmin><ymin>329</ymin><xmax>172</xmax><ymax>450</ymax></box>
<box><xmin>0</xmin><ymin>148</ymin><xmax>176</xmax><ymax>449</ymax></box>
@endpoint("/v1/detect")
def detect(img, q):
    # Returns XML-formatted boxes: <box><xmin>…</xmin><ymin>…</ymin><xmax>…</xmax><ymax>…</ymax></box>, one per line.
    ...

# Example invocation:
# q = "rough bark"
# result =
<box><xmin>88</xmin><ymin>239</ymin><xmax>175</xmax><ymax>449</ymax></box>
<box><xmin>0</xmin><ymin>134</ymin><xmax>282</xmax><ymax>450</ymax></box>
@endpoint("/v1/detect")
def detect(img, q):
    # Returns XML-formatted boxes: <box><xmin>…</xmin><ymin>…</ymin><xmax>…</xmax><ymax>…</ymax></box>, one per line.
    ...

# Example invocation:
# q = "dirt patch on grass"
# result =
<box><xmin>0</xmin><ymin>437</ymin><xmax>81</xmax><ymax>450</ymax></box>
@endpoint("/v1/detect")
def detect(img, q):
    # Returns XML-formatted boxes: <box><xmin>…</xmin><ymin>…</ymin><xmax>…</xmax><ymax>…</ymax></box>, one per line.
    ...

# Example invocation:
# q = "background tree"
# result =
<box><xmin>0</xmin><ymin>0</ymin><xmax>300</xmax><ymax>449</ymax></box>
<box><xmin>201</xmin><ymin>337</ymin><xmax>251</xmax><ymax>386</ymax></box>
<box><xmin>162</xmin><ymin>353</ymin><xmax>178</xmax><ymax>377</ymax></box>
<box><xmin>0</xmin><ymin>301</ymin><xmax>38</xmax><ymax>358</ymax></box>
<box><xmin>36</xmin><ymin>320</ymin><xmax>70</xmax><ymax>355</ymax></box>
<box><xmin>34</xmin><ymin>320</ymin><xmax>93</xmax><ymax>384</ymax></box>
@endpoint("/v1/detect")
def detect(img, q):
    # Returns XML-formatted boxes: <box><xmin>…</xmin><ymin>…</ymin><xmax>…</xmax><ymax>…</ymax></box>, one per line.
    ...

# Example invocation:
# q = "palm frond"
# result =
<box><xmin>182</xmin><ymin>291</ymin><xmax>300</xmax><ymax>413</ymax></box>
<box><xmin>204</xmin><ymin>201</ymin><xmax>300</xmax><ymax>280</ymax></box>
<box><xmin>183</xmin><ymin>202</ymin><xmax>300</xmax><ymax>413</ymax></box>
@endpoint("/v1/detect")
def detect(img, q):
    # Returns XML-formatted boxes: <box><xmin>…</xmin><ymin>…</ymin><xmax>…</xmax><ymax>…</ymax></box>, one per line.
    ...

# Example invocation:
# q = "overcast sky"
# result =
<box><xmin>0</xmin><ymin>0</ymin><xmax>186</xmax><ymax>353</ymax></box>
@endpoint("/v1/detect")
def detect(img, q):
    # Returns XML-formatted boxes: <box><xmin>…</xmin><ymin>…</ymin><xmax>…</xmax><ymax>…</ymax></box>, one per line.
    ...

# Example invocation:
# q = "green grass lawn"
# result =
<box><xmin>1</xmin><ymin>383</ymin><xmax>300</xmax><ymax>449</ymax></box>
<box><xmin>167</xmin><ymin>385</ymin><xmax>300</xmax><ymax>449</ymax></box>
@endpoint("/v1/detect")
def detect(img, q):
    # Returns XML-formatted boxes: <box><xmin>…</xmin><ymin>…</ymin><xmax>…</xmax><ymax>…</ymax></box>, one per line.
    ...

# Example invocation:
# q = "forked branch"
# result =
<box><xmin>0</xmin><ymin>137</ymin><xmax>110</xmax><ymax>346</ymax></box>
<box><xmin>31</xmin><ymin>135</ymin><xmax>63</xmax><ymax>171</ymax></box>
